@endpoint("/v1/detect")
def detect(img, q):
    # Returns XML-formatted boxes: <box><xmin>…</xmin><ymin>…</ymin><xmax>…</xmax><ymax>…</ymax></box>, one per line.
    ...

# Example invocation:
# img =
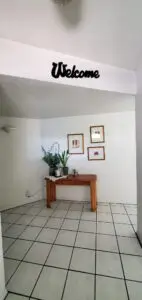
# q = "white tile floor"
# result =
<box><xmin>1</xmin><ymin>200</ymin><xmax>141</xmax><ymax>300</ymax></box>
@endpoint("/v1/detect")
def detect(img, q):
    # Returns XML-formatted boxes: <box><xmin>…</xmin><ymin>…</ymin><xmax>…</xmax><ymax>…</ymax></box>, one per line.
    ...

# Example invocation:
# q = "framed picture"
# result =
<box><xmin>90</xmin><ymin>125</ymin><xmax>105</xmax><ymax>143</ymax></box>
<box><xmin>87</xmin><ymin>146</ymin><xmax>105</xmax><ymax>161</ymax></box>
<box><xmin>67</xmin><ymin>133</ymin><xmax>84</xmax><ymax>154</ymax></box>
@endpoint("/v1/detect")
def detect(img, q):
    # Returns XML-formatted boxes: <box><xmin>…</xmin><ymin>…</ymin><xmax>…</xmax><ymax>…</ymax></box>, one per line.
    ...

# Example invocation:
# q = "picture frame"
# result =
<box><xmin>87</xmin><ymin>146</ymin><xmax>105</xmax><ymax>161</ymax></box>
<box><xmin>90</xmin><ymin>125</ymin><xmax>105</xmax><ymax>143</ymax></box>
<box><xmin>67</xmin><ymin>133</ymin><xmax>84</xmax><ymax>154</ymax></box>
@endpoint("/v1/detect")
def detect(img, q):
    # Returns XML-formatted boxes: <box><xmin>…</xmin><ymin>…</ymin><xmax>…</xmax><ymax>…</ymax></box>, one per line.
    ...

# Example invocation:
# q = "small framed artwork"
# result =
<box><xmin>90</xmin><ymin>125</ymin><xmax>105</xmax><ymax>143</ymax></box>
<box><xmin>88</xmin><ymin>146</ymin><xmax>105</xmax><ymax>161</ymax></box>
<box><xmin>67</xmin><ymin>133</ymin><xmax>84</xmax><ymax>154</ymax></box>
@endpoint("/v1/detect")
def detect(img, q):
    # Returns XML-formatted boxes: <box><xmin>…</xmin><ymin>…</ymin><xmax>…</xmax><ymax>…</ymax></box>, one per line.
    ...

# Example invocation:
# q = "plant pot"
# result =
<box><xmin>62</xmin><ymin>167</ymin><xmax>69</xmax><ymax>176</ymax></box>
<box><xmin>49</xmin><ymin>167</ymin><xmax>55</xmax><ymax>176</ymax></box>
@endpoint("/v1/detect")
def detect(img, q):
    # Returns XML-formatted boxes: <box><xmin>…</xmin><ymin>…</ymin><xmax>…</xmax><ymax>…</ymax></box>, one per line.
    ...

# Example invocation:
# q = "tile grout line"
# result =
<box><xmin>60</xmin><ymin>202</ymin><xmax>84</xmax><ymax>300</ymax></box>
<box><xmin>5</xmin><ymin>203</ymin><xmax>60</xmax><ymax>288</ymax></box>
<box><xmin>29</xmin><ymin>201</ymin><xmax>73</xmax><ymax>299</ymax></box>
<box><xmin>109</xmin><ymin>203</ymin><xmax>130</xmax><ymax>300</ymax></box>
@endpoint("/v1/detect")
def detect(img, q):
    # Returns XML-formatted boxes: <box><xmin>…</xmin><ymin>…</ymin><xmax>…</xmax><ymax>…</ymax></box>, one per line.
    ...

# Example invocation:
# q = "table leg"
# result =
<box><xmin>46</xmin><ymin>180</ymin><xmax>52</xmax><ymax>208</ymax></box>
<box><xmin>90</xmin><ymin>180</ymin><xmax>97</xmax><ymax>212</ymax></box>
<box><xmin>51</xmin><ymin>182</ymin><xmax>56</xmax><ymax>202</ymax></box>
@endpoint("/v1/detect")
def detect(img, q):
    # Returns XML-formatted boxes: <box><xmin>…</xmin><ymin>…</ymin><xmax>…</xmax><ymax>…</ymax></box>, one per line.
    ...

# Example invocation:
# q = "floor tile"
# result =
<box><xmin>37</xmin><ymin>228</ymin><xmax>58</xmax><ymax>243</ymax></box>
<box><xmin>26</xmin><ymin>207</ymin><xmax>42</xmax><ymax>216</ymax></box>
<box><xmin>4</xmin><ymin>214</ymin><xmax>21</xmax><ymax>224</ymax></box>
<box><xmin>126</xmin><ymin>280</ymin><xmax>142</xmax><ymax>300</ymax></box>
<box><xmin>2</xmin><ymin>237</ymin><xmax>15</xmax><ymax>252</ymax></box>
<box><xmin>79</xmin><ymin>220</ymin><xmax>96</xmax><ymax>233</ymax></box>
<box><xmin>70</xmin><ymin>248</ymin><xmax>95</xmax><ymax>273</ymax></box>
<box><xmin>115</xmin><ymin>224</ymin><xmax>136</xmax><ymax>237</ymax></box>
<box><xmin>66</xmin><ymin>211</ymin><xmax>81</xmax><ymax>220</ymax></box>
<box><xmin>57</xmin><ymin>202</ymin><xmax>70</xmax><ymax>210</ymax></box>
<box><xmin>96</xmin><ymin>275</ymin><xmax>128</xmax><ymax>300</ymax></box>
<box><xmin>113</xmin><ymin>214</ymin><xmax>130</xmax><ymax>224</ymax></box>
<box><xmin>5</xmin><ymin>239</ymin><xmax>32</xmax><ymax>260</ymax></box>
<box><xmin>52</xmin><ymin>210</ymin><xmax>67</xmax><ymax>218</ymax></box>
<box><xmin>75</xmin><ymin>232</ymin><xmax>95</xmax><ymax>249</ymax></box>
<box><xmin>24</xmin><ymin>242</ymin><xmax>51</xmax><ymax>264</ymax></box>
<box><xmin>38</xmin><ymin>208</ymin><xmax>54</xmax><ymax>217</ymax></box>
<box><xmin>63</xmin><ymin>271</ymin><xmax>94</xmax><ymax>300</ymax></box>
<box><xmin>97</xmin><ymin>205</ymin><xmax>111</xmax><ymax>213</ymax></box>
<box><xmin>32</xmin><ymin>266</ymin><xmax>67</xmax><ymax>300</ymax></box>
<box><xmin>69</xmin><ymin>203</ymin><xmax>83</xmax><ymax>211</ymax></box>
<box><xmin>97</xmin><ymin>234</ymin><xmax>118</xmax><ymax>252</ymax></box>
<box><xmin>5</xmin><ymin>293</ymin><xmax>28</xmax><ymax>300</ymax></box>
<box><xmin>97</xmin><ymin>222</ymin><xmax>115</xmax><ymax>235</ymax></box>
<box><xmin>13</xmin><ymin>206</ymin><xmax>29</xmax><ymax>214</ymax></box>
<box><xmin>1</xmin><ymin>223</ymin><xmax>11</xmax><ymax>234</ymax></box>
<box><xmin>118</xmin><ymin>236</ymin><xmax>142</xmax><ymax>255</ymax></box>
<box><xmin>61</xmin><ymin>219</ymin><xmax>79</xmax><ymax>231</ymax></box>
<box><xmin>19</xmin><ymin>226</ymin><xmax>41</xmax><ymax>241</ymax></box>
<box><xmin>81</xmin><ymin>212</ymin><xmax>96</xmax><ymax>221</ymax></box>
<box><xmin>46</xmin><ymin>245</ymin><xmax>72</xmax><ymax>268</ymax></box>
<box><xmin>16</xmin><ymin>215</ymin><xmax>34</xmax><ymax>225</ymax></box>
<box><xmin>1</xmin><ymin>213</ymin><xmax>9</xmax><ymax>222</ymax></box>
<box><xmin>97</xmin><ymin>251</ymin><xmax>123</xmax><ymax>278</ymax></box>
<box><xmin>125</xmin><ymin>205</ymin><xmax>137</xmax><ymax>215</ymax></box>
<box><xmin>45</xmin><ymin>217</ymin><xmax>63</xmax><ymax>229</ymax></box>
<box><xmin>111</xmin><ymin>204</ymin><xmax>126</xmax><ymax>214</ymax></box>
<box><xmin>97</xmin><ymin>213</ymin><xmax>112</xmax><ymax>223</ymax></box>
<box><xmin>4</xmin><ymin>258</ymin><xmax>20</xmax><ymax>283</ymax></box>
<box><xmin>7</xmin><ymin>262</ymin><xmax>42</xmax><ymax>296</ymax></box>
<box><xmin>55</xmin><ymin>230</ymin><xmax>76</xmax><ymax>246</ymax></box>
<box><xmin>4</xmin><ymin>225</ymin><xmax>26</xmax><ymax>239</ymax></box>
<box><xmin>121</xmin><ymin>254</ymin><xmax>142</xmax><ymax>281</ymax></box>
<box><xmin>129</xmin><ymin>215</ymin><xmax>137</xmax><ymax>225</ymax></box>
<box><xmin>30</xmin><ymin>216</ymin><xmax>47</xmax><ymax>227</ymax></box>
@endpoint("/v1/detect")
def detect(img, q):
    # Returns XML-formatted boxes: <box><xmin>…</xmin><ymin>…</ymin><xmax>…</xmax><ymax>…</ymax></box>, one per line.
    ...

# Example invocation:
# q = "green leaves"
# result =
<box><xmin>41</xmin><ymin>146</ymin><xmax>60</xmax><ymax>167</ymax></box>
<box><xmin>58</xmin><ymin>150</ymin><xmax>70</xmax><ymax>167</ymax></box>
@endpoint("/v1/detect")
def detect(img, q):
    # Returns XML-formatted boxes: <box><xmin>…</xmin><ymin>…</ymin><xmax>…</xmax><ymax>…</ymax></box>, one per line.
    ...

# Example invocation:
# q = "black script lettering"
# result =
<box><xmin>84</xmin><ymin>71</ymin><xmax>94</xmax><ymax>78</ymax></box>
<box><xmin>94</xmin><ymin>70</ymin><xmax>100</xmax><ymax>78</ymax></box>
<box><xmin>51</xmin><ymin>62</ymin><xmax>100</xmax><ymax>79</ymax></box>
<box><xmin>51</xmin><ymin>62</ymin><xmax>64</xmax><ymax>79</ymax></box>
<box><xmin>65</xmin><ymin>69</ymin><xmax>72</xmax><ymax>78</ymax></box>
<box><xmin>74</xmin><ymin>70</ymin><xmax>79</xmax><ymax>78</ymax></box>
<box><xmin>79</xmin><ymin>71</ymin><xmax>85</xmax><ymax>78</ymax></box>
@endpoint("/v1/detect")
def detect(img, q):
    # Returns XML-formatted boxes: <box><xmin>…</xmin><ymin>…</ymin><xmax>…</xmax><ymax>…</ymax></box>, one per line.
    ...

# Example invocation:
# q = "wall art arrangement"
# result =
<box><xmin>67</xmin><ymin>125</ymin><xmax>105</xmax><ymax>160</ymax></box>
<box><xmin>67</xmin><ymin>133</ymin><xmax>84</xmax><ymax>154</ymax></box>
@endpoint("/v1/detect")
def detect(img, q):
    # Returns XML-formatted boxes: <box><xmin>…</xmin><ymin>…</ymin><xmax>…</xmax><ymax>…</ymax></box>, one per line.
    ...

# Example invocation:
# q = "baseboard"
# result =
<box><xmin>0</xmin><ymin>288</ymin><xmax>7</xmax><ymax>300</ymax></box>
<box><xmin>0</xmin><ymin>198</ymin><xmax>44</xmax><ymax>212</ymax></box>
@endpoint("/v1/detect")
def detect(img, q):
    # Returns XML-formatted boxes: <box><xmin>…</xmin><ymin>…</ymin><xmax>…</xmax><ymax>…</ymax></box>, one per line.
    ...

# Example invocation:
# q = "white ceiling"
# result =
<box><xmin>0</xmin><ymin>0</ymin><xmax>142</xmax><ymax>70</ymax></box>
<box><xmin>0</xmin><ymin>76</ymin><xmax>135</xmax><ymax>119</ymax></box>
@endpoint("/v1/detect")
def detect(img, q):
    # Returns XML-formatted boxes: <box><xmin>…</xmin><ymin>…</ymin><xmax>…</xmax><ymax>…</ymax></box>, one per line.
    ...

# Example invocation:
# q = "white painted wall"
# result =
<box><xmin>0</xmin><ymin>117</ymin><xmax>45</xmax><ymax>211</ymax></box>
<box><xmin>136</xmin><ymin>61</ymin><xmax>142</xmax><ymax>242</ymax></box>
<box><xmin>0</xmin><ymin>111</ymin><xmax>136</xmax><ymax>210</ymax></box>
<box><xmin>0</xmin><ymin>38</ymin><xmax>136</xmax><ymax>95</ymax></box>
<box><xmin>41</xmin><ymin>111</ymin><xmax>137</xmax><ymax>204</ymax></box>
<box><xmin>0</xmin><ymin>215</ymin><xmax>7</xmax><ymax>300</ymax></box>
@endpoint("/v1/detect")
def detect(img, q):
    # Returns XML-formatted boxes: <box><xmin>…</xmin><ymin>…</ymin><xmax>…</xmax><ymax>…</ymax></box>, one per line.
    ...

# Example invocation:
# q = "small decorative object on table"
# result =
<box><xmin>41</xmin><ymin>146</ymin><xmax>60</xmax><ymax>176</ymax></box>
<box><xmin>72</xmin><ymin>169</ymin><xmax>78</xmax><ymax>177</ymax></box>
<box><xmin>58</xmin><ymin>150</ymin><xmax>70</xmax><ymax>175</ymax></box>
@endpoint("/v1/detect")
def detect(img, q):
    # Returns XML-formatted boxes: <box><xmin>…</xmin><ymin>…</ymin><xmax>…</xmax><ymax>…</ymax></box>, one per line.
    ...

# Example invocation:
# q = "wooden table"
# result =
<box><xmin>45</xmin><ymin>174</ymin><xmax>97</xmax><ymax>212</ymax></box>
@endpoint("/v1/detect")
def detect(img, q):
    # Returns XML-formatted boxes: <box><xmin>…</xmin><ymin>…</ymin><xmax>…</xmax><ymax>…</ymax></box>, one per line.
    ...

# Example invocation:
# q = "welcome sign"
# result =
<box><xmin>51</xmin><ymin>62</ymin><xmax>100</xmax><ymax>79</ymax></box>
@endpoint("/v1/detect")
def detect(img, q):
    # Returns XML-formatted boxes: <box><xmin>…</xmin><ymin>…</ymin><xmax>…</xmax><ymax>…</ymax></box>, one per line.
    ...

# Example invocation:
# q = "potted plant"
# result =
<box><xmin>59</xmin><ymin>150</ymin><xmax>70</xmax><ymax>175</ymax></box>
<box><xmin>42</xmin><ymin>146</ymin><xmax>60</xmax><ymax>176</ymax></box>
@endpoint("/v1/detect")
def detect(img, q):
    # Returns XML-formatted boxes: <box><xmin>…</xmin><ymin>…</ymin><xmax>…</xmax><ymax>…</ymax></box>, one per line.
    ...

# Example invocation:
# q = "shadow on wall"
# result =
<box><xmin>52</xmin><ymin>0</ymin><xmax>82</xmax><ymax>27</ymax></box>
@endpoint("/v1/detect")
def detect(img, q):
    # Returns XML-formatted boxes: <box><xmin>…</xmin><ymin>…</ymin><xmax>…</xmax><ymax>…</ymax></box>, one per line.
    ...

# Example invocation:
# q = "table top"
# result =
<box><xmin>45</xmin><ymin>174</ymin><xmax>97</xmax><ymax>183</ymax></box>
